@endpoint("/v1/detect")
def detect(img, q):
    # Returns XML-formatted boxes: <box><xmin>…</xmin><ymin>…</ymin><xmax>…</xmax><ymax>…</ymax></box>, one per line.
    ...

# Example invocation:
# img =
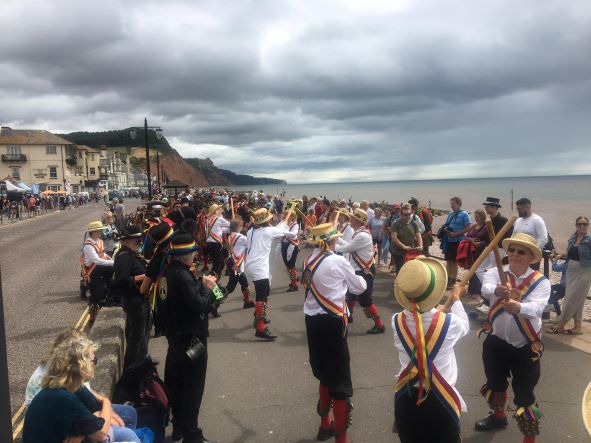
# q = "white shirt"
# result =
<box><xmin>206</xmin><ymin>215</ymin><xmax>230</xmax><ymax>243</ymax></box>
<box><xmin>412</xmin><ymin>214</ymin><xmax>426</xmax><ymax>234</ymax></box>
<box><xmin>228</xmin><ymin>232</ymin><xmax>248</xmax><ymax>273</ymax></box>
<box><xmin>513</xmin><ymin>213</ymin><xmax>548</xmax><ymax>249</ymax></box>
<box><xmin>365</xmin><ymin>207</ymin><xmax>375</xmax><ymax>219</ymax></box>
<box><xmin>245</xmin><ymin>222</ymin><xmax>291</xmax><ymax>281</ymax></box>
<box><xmin>335</xmin><ymin>228</ymin><xmax>373</xmax><ymax>272</ymax></box>
<box><xmin>392</xmin><ymin>301</ymin><xmax>469</xmax><ymax>412</ymax></box>
<box><xmin>303</xmin><ymin>249</ymin><xmax>367</xmax><ymax>316</ymax></box>
<box><xmin>481</xmin><ymin>265</ymin><xmax>550</xmax><ymax>348</ymax></box>
<box><xmin>83</xmin><ymin>238</ymin><xmax>114</xmax><ymax>267</ymax></box>
<box><xmin>339</xmin><ymin>223</ymin><xmax>355</xmax><ymax>261</ymax></box>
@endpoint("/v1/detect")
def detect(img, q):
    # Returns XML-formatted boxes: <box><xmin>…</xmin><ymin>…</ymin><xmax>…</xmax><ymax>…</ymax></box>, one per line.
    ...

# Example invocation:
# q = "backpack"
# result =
<box><xmin>113</xmin><ymin>356</ymin><xmax>169</xmax><ymax>443</ymax></box>
<box><xmin>417</xmin><ymin>207</ymin><xmax>433</xmax><ymax>231</ymax></box>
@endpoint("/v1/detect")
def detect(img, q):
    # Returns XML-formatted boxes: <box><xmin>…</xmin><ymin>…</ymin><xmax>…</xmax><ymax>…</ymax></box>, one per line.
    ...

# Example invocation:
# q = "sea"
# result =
<box><xmin>234</xmin><ymin>175</ymin><xmax>591</xmax><ymax>252</ymax></box>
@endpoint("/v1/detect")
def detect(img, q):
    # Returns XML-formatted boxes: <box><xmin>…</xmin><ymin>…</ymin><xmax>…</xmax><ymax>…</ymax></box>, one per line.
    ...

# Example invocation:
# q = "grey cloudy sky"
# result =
<box><xmin>1</xmin><ymin>0</ymin><xmax>591</xmax><ymax>183</ymax></box>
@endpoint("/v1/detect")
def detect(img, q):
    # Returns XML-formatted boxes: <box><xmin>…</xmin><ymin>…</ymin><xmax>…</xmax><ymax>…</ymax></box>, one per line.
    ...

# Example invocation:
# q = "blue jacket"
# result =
<box><xmin>567</xmin><ymin>233</ymin><xmax>591</xmax><ymax>267</ymax></box>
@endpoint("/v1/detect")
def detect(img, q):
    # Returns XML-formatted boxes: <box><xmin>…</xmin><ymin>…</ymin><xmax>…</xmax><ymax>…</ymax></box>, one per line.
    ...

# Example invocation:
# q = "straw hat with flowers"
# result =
<box><xmin>252</xmin><ymin>208</ymin><xmax>273</xmax><ymax>225</ymax></box>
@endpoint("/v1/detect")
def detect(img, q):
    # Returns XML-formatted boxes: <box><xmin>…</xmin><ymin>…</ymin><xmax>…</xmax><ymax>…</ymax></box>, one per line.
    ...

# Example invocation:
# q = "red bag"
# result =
<box><xmin>404</xmin><ymin>249</ymin><xmax>424</xmax><ymax>263</ymax></box>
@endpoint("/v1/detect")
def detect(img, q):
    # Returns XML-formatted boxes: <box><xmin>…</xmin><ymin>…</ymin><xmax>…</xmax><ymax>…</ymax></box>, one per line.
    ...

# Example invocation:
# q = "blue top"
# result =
<box><xmin>444</xmin><ymin>210</ymin><xmax>471</xmax><ymax>243</ymax></box>
<box><xmin>567</xmin><ymin>233</ymin><xmax>591</xmax><ymax>267</ymax></box>
<box><xmin>23</xmin><ymin>388</ymin><xmax>104</xmax><ymax>443</ymax></box>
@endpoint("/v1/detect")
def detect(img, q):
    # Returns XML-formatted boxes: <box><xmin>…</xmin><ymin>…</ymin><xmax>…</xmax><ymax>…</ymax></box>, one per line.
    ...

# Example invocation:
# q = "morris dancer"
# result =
<box><xmin>302</xmin><ymin>223</ymin><xmax>367</xmax><ymax>443</ymax></box>
<box><xmin>392</xmin><ymin>258</ymin><xmax>469</xmax><ymax>443</ymax></box>
<box><xmin>335</xmin><ymin>208</ymin><xmax>385</xmax><ymax>334</ymax></box>
<box><xmin>337</xmin><ymin>212</ymin><xmax>354</xmax><ymax>262</ymax></box>
<box><xmin>204</xmin><ymin>203</ymin><xmax>230</xmax><ymax>279</ymax></box>
<box><xmin>282</xmin><ymin>210</ymin><xmax>301</xmax><ymax>292</ymax></box>
<box><xmin>82</xmin><ymin>221</ymin><xmax>114</xmax><ymax>322</ymax></box>
<box><xmin>245</xmin><ymin>208</ymin><xmax>291</xmax><ymax>340</ymax></box>
<box><xmin>225</xmin><ymin>218</ymin><xmax>255</xmax><ymax>308</ymax></box>
<box><xmin>475</xmin><ymin>233</ymin><xmax>550</xmax><ymax>443</ymax></box>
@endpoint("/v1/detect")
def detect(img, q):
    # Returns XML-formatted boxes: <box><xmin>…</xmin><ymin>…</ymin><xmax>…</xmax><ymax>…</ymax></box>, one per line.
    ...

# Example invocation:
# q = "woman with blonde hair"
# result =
<box><xmin>23</xmin><ymin>335</ymin><xmax>113</xmax><ymax>443</ymax></box>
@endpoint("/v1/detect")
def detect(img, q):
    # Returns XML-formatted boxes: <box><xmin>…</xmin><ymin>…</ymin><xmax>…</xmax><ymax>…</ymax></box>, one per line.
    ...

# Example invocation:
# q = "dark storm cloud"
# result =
<box><xmin>1</xmin><ymin>0</ymin><xmax>591</xmax><ymax>182</ymax></box>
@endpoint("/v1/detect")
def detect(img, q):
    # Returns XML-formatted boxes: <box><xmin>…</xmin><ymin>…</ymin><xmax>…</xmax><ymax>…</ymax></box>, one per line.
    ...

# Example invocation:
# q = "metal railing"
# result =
<box><xmin>1</xmin><ymin>154</ymin><xmax>27</xmax><ymax>162</ymax></box>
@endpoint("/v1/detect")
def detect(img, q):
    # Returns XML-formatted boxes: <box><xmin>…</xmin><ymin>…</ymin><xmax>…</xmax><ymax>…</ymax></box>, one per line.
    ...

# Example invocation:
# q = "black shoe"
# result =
<box><xmin>316</xmin><ymin>422</ymin><xmax>335</xmax><ymax>441</ymax></box>
<box><xmin>286</xmin><ymin>285</ymin><xmax>299</xmax><ymax>292</ymax></box>
<box><xmin>367</xmin><ymin>325</ymin><xmax>385</xmax><ymax>334</ymax></box>
<box><xmin>474</xmin><ymin>413</ymin><xmax>508</xmax><ymax>432</ymax></box>
<box><xmin>255</xmin><ymin>328</ymin><xmax>277</xmax><ymax>340</ymax></box>
<box><xmin>211</xmin><ymin>309</ymin><xmax>221</xmax><ymax>318</ymax></box>
<box><xmin>348</xmin><ymin>316</ymin><xmax>353</xmax><ymax>324</ymax></box>
<box><xmin>243</xmin><ymin>301</ymin><xmax>255</xmax><ymax>309</ymax></box>
<box><xmin>172</xmin><ymin>426</ymin><xmax>183</xmax><ymax>441</ymax></box>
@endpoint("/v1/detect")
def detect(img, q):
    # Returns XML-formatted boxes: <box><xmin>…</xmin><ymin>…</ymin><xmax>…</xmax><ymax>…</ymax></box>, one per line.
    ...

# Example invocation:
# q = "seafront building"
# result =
<box><xmin>0</xmin><ymin>126</ymin><xmax>145</xmax><ymax>194</ymax></box>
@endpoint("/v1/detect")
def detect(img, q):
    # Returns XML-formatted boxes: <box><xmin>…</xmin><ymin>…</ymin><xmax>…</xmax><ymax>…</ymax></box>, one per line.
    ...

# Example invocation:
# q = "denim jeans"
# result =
<box><xmin>112</xmin><ymin>404</ymin><xmax>140</xmax><ymax>443</ymax></box>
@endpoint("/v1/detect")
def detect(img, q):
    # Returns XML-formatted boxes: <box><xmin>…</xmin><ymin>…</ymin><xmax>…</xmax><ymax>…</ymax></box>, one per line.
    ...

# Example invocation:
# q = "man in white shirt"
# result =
<box><xmin>83</xmin><ymin>221</ymin><xmax>114</xmax><ymax>323</ymax></box>
<box><xmin>281</xmin><ymin>211</ymin><xmax>301</xmax><ymax>292</ymax></box>
<box><xmin>303</xmin><ymin>223</ymin><xmax>367</xmax><ymax>443</ymax></box>
<box><xmin>245</xmin><ymin>208</ymin><xmax>291</xmax><ymax>340</ymax></box>
<box><xmin>336</xmin><ymin>208</ymin><xmax>385</xmax><ymax>334</ymax></box>
<box><xmin>225</xmin><ymin>218</ymin><xmax>255</xmax><ymax>309</ymax></box>
<box><xmin>513</xmin><ymin>198</ymin><xmax>548</xmax><ymax>271</ymax></box>
<box><xmin>204</xmin><ymin>203</ymin><xmax>230</xmax><ymax>279</ymax></box>
<box><xmin>360</xmin><ymin>200</ymin><xmax>374</xmax><ymax>220</ymax></box>
<box><xmin>392</xmin><ymin>257</ymin><xmax>469</xmax><ymax>443</ymax></box>
<box><xmin>475</xmin><ymin>233</ymin><xmax>550</xmax><ymax>443</ymax></box>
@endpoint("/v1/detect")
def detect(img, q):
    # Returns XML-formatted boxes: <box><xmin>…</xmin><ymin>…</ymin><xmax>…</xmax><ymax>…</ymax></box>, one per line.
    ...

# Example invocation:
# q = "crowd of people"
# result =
<box><xmin>21</xmin><ymin>186</ymin><xmax>591</xmax><ymax>442</ymax></box>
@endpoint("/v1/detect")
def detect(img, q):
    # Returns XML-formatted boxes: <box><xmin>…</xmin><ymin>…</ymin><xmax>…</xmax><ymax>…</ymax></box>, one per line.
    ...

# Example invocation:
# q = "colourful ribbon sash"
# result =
<box><xmin>302</xmin><ymin>252</ymin><xmax>349</xmax><ymax>336</ymax></box>
<box><xmin>351</xmin><ymin>228</ymin><xmax>374</xmax><ymax>275</ymax></box>
<box><xmin>284</xmin><ymin>222</ymin><xmax>300</xmax><ymax>246</ymax></box>
<box><xmin>228</xmin><ymin>233</ymin><xmax>245</xmax><ymax>271</ymax></box>
<box><xmin>207</xmin><ymin>216</ymin><xmax>223</xmax><ymax>243</ymax></box>
<box><xmin>81</xmin><ymin>239</ymin><xmax>106</xmax><ymax>282</ymax></box>
<box><xmin>478</xmin><ymin>271</ymin><xmax>546</xmax><ymax>361</ymax></box>
<box><xmin>394</xmin><ymin>310</ymin><xmax>461</xmax><ymax>426</ymax></box>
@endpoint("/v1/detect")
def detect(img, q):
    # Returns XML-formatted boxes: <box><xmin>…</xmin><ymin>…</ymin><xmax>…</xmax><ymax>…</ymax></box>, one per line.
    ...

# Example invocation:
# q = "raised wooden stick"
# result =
<box><xmin>458</xmin><ymin>215</ymin><xmax>517</xmax><ymax>287</ymax></box>
<box><xmin>230</xmin><ymin>198</ymin><xmax>235</xmax><ymax>219</ymax></box>
<box><xmin>485</xmin><ymin>218</ymin><xmax>507</xmax><ymax>286</ymax></box>
<box><xmin>295</xmin><ymin>207</ymin><xmax>313</xmax><ymax>226</ymax></box>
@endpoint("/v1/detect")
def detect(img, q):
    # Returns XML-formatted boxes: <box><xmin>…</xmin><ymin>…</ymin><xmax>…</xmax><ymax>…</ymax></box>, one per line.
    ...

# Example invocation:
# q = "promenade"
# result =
<box><xmin>149</xmin><ymin>249</ymin><xmax>591</xmax><ymax>442</ymax></box>
<box><xmin>2</xmin><ymin>206</ymin><xmax>590</xmax><ymax>442</ymax></box>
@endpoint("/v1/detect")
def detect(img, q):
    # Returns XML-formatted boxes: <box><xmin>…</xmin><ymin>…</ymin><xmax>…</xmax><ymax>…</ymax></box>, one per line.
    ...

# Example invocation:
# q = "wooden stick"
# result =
<box><xmin>230</xmin><ymin>198</ymin><xmax>235</xmax><ymax>219</ymax></box>
<box><xmin>332</xmin><ymin>209</ymin><xmax>342</xmax><ymax>227</ymax></box>
<box><xmin>485</xmin><ymin>219</ymin><xmax>507</xmax><ymax>286</ymax></box>
<box><xmin>458</xmin><ymin>215</ymin><xmax>517</xmax><ymax>287</ymax></box>
<box><xmin>295</xmin><ymin>207</ymin><xmax>313</xmax><ymax>226</ymax></box>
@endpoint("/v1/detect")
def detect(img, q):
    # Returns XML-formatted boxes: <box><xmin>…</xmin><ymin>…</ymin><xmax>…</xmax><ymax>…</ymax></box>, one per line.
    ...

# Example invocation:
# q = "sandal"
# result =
<box><xmin>564</xmin><ymin>329</ymin><xmax>584</xmax><ymax>335</ymax></box>
<box><xmin>546</xmin><ymin>327</ymin><xmax>564</xmax><ymax>334</ymax></box>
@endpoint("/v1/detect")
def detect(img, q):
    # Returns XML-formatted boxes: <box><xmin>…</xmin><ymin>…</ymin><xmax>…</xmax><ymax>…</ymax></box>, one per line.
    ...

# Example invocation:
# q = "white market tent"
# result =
<box><xmin>2</xmin><ymin>180</ymin><xmax>25</xmax><ymax>192</ymax></box>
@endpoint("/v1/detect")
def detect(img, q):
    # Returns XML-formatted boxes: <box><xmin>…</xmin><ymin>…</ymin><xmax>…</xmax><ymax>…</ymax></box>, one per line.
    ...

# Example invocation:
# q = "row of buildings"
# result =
<box><xmin>0</xmin><ymin>126</ymin><xmax>149</xmax><ymax>194</ymax></box>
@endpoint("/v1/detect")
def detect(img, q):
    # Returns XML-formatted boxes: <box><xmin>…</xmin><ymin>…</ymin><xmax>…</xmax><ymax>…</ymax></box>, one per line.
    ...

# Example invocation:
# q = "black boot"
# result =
<box><xmin>316</xmin><ymin>422</ymin><xmax>335</xmax><ymax>441</ymax></box>
<box><xmin>474</xmin><ymin>413</ymin><xmax>508</xmax><ymax>432</ymax></box>
<box><xmin>255</xmin><ymin>328</ymin><xmax>277</xmax><ymax>340</ymax></box>
<box><xmin>211</xmin><ymin>308</ymin><xmax>221</xmax><ymax>318</ymax></box>
<box><xmin>79</xmin><ymin>280</ymin><xmax>87</xmax><ymax>299</ymax></box>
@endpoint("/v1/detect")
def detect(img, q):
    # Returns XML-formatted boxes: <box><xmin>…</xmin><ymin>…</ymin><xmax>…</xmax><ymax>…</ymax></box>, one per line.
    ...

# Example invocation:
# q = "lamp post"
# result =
<box><xmin>130</xmin><ymin>118</ymin><xmax>163</xmax><ymax>200</ymax></box>
<box><xmin>156</xmin><ymin>151</ymin><xmax>161</xmax><ymax>191</ymax></box>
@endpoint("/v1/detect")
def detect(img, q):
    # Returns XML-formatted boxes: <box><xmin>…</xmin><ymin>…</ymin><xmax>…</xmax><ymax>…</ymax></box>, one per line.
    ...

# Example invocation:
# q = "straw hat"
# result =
<box><xmin>502</xmin><ymin>233</ymin><xmax>542</xmax><ymax>264</ymax></box>
<box><xmin>309</xmin><ymin>223</ymin><xmax>343</xmax><ymax>243</ymax></box>
<box><xmin>208</xmin><ymin>203</ymin><xmax>222</xmax><ymax>216</ymax></box>
<box><xmin>583</xmin><ymin>382</ymin><xmax>591</xmax><ymax>438</ymax></box>
<box><xmin>87</xmin><ymin>221</ymin><xmax>106</xmax><ymax>232</ymax></box>
<box><xmin>252</xmin><ymin>208</ymin><xmax>273</xmax><ymax>225</ymax></box>
<box><xmin>349</xmin><ymin>208</ymin><xmax>368</xmax><ymax>224</ymax></box>
<box><xmin>394</xmin><ymin>257</ymin><xmax>448</xmax><ymax>313</ymax></box>
<box><xmin>306</xmin><ymin>234</ymin><xmax>320</xmax><ymax>247</ymax></box>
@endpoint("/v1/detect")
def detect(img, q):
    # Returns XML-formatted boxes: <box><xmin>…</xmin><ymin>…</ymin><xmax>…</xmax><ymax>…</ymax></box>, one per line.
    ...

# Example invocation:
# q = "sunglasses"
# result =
<box><xmin>401</xmin><ymin>213</ymin><xmax>412</xmax><ymax>216</ymax></box>
<box><xmin>577</xmin><ymin>222</ymin><xmax>589</xmax><ymax>227</ymax></box>
<box><xmin>91</xmin><ymin>356</ymin><xmax>98</xmax><ymax>366</ymax></box>
<box><xmin>507</xmin><ymin>247</ymin><xmax>529</xmax><ymax>256</ymax></box>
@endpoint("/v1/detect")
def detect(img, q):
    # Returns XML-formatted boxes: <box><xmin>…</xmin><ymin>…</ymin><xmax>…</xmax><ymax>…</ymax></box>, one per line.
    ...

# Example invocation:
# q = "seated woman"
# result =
<box><xmin>23</xmin><ymin>331</ymin><xmax>139</xmax><ymax>443</ymax></box>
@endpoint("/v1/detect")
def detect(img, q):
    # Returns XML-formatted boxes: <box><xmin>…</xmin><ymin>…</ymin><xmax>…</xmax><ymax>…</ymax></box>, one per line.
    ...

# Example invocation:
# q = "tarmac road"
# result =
<box><xmin>1</xmin><ymin>201</ymin><xmax>140</xmax><ymax>422</ymax></box>
<box><xmin>149</xmin><ymin>243</ymin><xmax>591</xmax><ymax>442</ymax></box>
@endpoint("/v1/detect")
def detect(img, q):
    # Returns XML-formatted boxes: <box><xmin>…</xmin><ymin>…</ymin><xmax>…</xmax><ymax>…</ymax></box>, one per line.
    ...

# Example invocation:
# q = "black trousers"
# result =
<box><xmin>165</xmin><ymin>337</ymin><xmax>208</xmax><ymax>439</ymax></box>
<box><xmin>254</xmin><ymin>279</ymin><xmax>271</xmax><ymax>302</ymax></box>
<box><xmin>204</xmin><ymin>242</ymin><xmax>224</xmax><ymax>277</ymax></box>
<box><xmin>346</xmin><ymin>270</ymin><xmax>374</xmax><ymax>307</ymax></box>
<box><xmin>482</xmin><ymin>334</ymin><xmax>540</xmax><ymax>407</ymax></box>
<box><xmin>305</xmin><ymin>314</ymin><xmax>352</xmax><ymax>399</ymax></box>
<box><xmin>280</xmin><ymin>242</ymin><xmax>299</xmax><ymax>268</ymax></box>
<box><xmin>226</xmin><ymin>270</ymin><xmax>248</xmax><ymax>294</ymax></box>
<box><xmin>395</xmin><ymin>389</ymin><xmax>461</xmax><ymax>443</ymax></box>
<box><xmin>393</xmin><ymin>254</ymin><xmax>405</xmax><ymax>275</ymax></box>
<box><xmin>88</xmin><ymin>265</ymin><xmax>113</xmax><ymax>305</ymax></box>
<box><xmin>121</xmin><ymin>296</ymin><xmax>151</xmax><ymax>372</ymax></box>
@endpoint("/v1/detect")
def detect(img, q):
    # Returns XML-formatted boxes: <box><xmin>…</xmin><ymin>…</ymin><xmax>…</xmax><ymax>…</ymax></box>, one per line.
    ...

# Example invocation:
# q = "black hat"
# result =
<box><xmin>168</xmin><ymin>233</ymin><xmax>199</xmax><ymax>255</ymax></box>
<box><xmin>148</xmin><ymin>222</ymin><xmax>175</xmax><ymax>248</ymax></box>
<box><xmin>168</xmin><ymin>206</ymin><xmax>197</xmax><ymax>225</ymax></box>
<box><xmin>119</xmin><ymin>225</ymin><xmax>144</xmax><ymax>240</ymax></box>
<box><xmin>482</xmin><ymin>197</ymin><xmax>501</xmax><ymax>208</ymax></box>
